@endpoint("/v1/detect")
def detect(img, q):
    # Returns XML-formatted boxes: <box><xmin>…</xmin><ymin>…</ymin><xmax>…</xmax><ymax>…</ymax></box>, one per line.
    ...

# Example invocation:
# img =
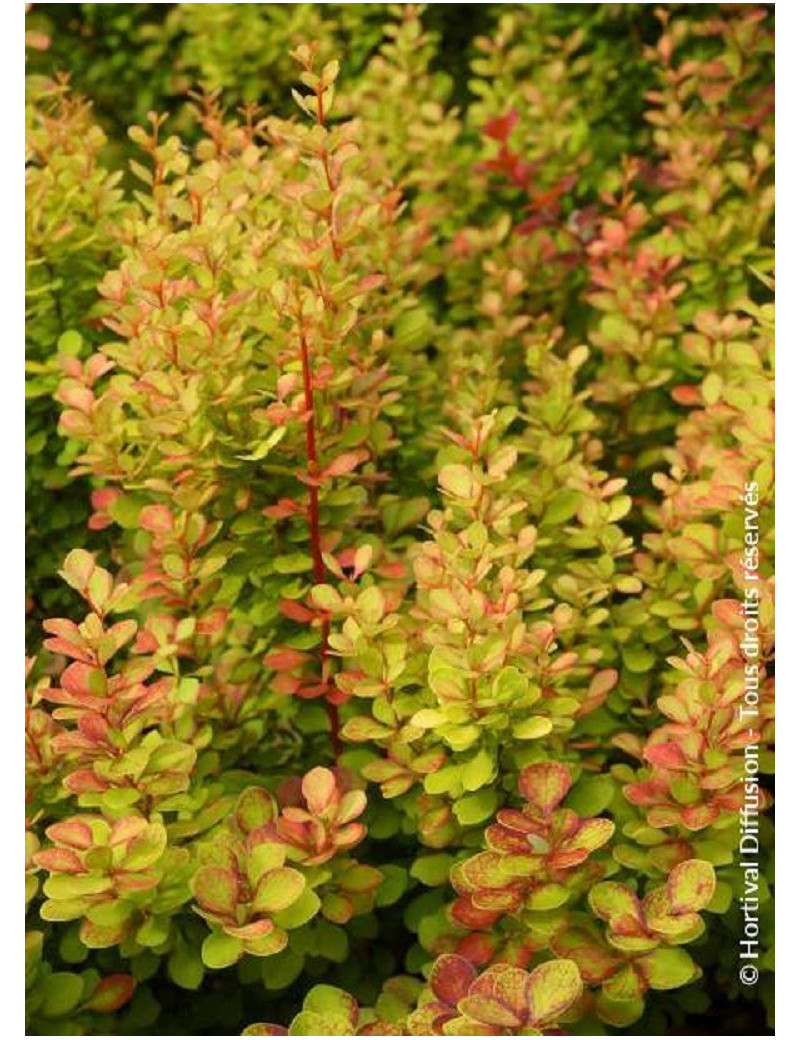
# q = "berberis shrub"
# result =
<box><xmin>25</xmin><ymin>3</ymin><xmax>774</xmax><ymax>1036</ymax></box>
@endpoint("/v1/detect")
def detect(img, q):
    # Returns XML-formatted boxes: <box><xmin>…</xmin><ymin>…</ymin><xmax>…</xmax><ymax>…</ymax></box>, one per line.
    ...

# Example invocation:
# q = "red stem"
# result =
<box><xmin>299</xmin><ymin>327</ymin><xmax>342</xmax><ymax>756</ymax></box>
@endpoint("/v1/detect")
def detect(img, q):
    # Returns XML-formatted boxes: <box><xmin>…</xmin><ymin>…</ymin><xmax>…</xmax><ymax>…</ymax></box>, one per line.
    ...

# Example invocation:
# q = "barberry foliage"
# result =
<box><xmin>25</xmin><ymin>3</ymin><xmax>774</xmax><ymax>1036</ymax></box>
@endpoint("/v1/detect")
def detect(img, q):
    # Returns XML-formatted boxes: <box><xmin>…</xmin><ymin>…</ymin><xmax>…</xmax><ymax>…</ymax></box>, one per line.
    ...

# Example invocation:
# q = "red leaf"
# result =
<box><xmin>46</xmin><ymin>818</ymin><xmax>94</xmax><ymax>850</ymax></box>
<box><xmin>263</xmin><ymin>499</ymin><xmax>304</xmax><ymax>519</ymax></box>
<box><xmin>320</xmin><ymin>450</ymin><xmax>369</xmax><ymax>480</ymax></box>
<box><xmin>483</xmin><ymin>110</ymin><xmax>520</xmax><ymax>143</ymax></box>
<box><xmin>33</xmin><ymin>847</ymin><xmax>84</xmax><ymax>873</ymax></box>
<box><xmin>430</xmin><ymin>954</ymin><xmax>478</xmax><ymax>1007</ymax></box>
<box><xmin>355</xmin><ymin>273</ymin><xmax>386</xmax><ymax>295</ymax></box>
<box><xmin>139</xmin><ymin>505</ymin><xmax>174</xmax><ymax>534</ymax></box>
<box><xmin>643</xmin><ymin>741</ymin><xmax>686</xmax><ymax>770</ymax></box>
<box><xmin>64</xmin><ymin>769</ymin><xmax>107</xmax><ymax>794</ymax></box>
<box><xmin>450</xmin><ymin>896</ymin><xmax>500</xmax><ymax>931</ymax></box>
<box><xmin>264</xmin><ymin>648</ymin><xmax>309</xmax><ymax>671</ymax></box>
<box><xmin>278</xmin><ymin>599</ymin><xmax>314</xmax><ymax>623</ymax></box>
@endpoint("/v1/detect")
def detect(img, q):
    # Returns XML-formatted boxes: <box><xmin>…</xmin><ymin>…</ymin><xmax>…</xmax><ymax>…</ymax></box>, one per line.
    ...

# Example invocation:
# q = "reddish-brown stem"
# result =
<box><xmin>299</xmin><ymin>326</ymin><xmax>342</xmax><ymax>756</ymax></box>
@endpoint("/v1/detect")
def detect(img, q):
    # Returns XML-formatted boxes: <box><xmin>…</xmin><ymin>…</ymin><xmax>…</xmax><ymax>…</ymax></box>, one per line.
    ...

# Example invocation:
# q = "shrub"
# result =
<box><xmin>25</xmin><ymin>4</ymin><xmax>774</xmax><ymax>1036</ymax></box>
<box><xmin>25</xmin><ymin>21</ymin><xmax>127</xmax><ymax>630</ymax></box>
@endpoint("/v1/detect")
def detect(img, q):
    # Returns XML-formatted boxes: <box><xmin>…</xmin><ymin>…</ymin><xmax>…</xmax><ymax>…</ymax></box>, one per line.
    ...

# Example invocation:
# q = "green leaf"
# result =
<box><xmin>237</xmin><ymin>788</ymin><xmax>277</xmax><ymax>834</ymax></box>
<box><xmin>238</xmin><ymin>427</ymin><xmax>287</xmax><ymax>460</ymax></box>
<box><xmin>57</xmin><ymin>330</ymin><xmax>84</xmax><ymax>356</ymax></box>
<box><xmin>512</xmin><ymin>716</ymin><xmax>553</xmax><ymax>740</ymax></box>
<box><xmin>43</xmin><ymin>875</ymin><xmax>114</xmax><ymax>900</ymax></box>
<box><xmin>312</xmin><ymin>921</ymin><xmax>349</xmax><ymax>963</ymax></box>
<box><xmin>135</xmin><ymin>914</ymin><xmax>171</xmax><ymax>947</ymax></box>
<box><xmin>411</xmin><ymin>708</ymin><xmax>448</xmax><ymax>729</ymax></box>
<box><xmin>122</xmin><ymin>823</ymin><xmax>167</xmax><ymax>870</ymax></box>
<box><xmin>108</xmin><ymin>494</ymin><xmax>150</xmax><ymax>530</ymax></box>
<box><xmin>392</xmin><ymin>307</ymin><xmax>432</xmax><ymax>351</ymax></box>
<box><xmin>410</xmin><ymin>854</ymin><xmax>453</xmax><ymax>887</ymax></box>
<box><xmin>26</xmin><ymin>931</ymin><xmax>43</xmax><ymax>985</ymax></box>
<box><xmin>376</xmin><ymin>864</ymin><xmax>407</xmax><ymax>907</ymax></box>
<box><xmin>168</xmin><ymin>940</ymin><xmax>205</xmax><ymax>990</ymax></box>
<box><xmin>261</xmin><ymin>948</ymin><xmax>305</xmax><ymax>990</ymax></box>
<box><xmin>289</xmin><ymin>1010</ymin><xmax>349</xmax><ymax>1036</ymax></box>
<box><xmin>59</xmin><ymin>549</ymin><xmax>95</xmax><ymax>593</ymax></box>
<box><xmin>38</xmin><ymin>972</ymin><xmax>85</xmax><ymax>1018</ymax></box>
<box><xmin>271</xmin><ymin>887</ymin><xmax>321</xmax><ymax>930</ymax></box>
<box><xmin>460</xmin><ymin>748</ymin><xmax>495</xmax><ymax>792</ymax></box>
<box><xmin>526</xmin><ymin>883</ymin><xmax>570</xmax><ymax>910</ymax></box>
<box><xmin>310</xmin><ymin>585</ymin><xmax>343</xmax><ymax>612</ymax></box>
<box><xmin>542</xmin><ymin>490</ymin><xmax>581</xmax><ymax>525</ymax></box>
<box><xmin>622</xmin><ymin>646</ymin><xmax>656</xmax><ymax>673</ymax></box>
<box><xmin>596</xmin><ymin>991</ymin><xmax>645</xmax><ymax>1028</ymax></box>
<box><xmin>565</xmin><ymin>775</ymin><xmax>616</xmax><ymax>816</ymax></box>
<box><xmin>304</xmin><ymin>984</ymin><xmax>358</xmax><ymax>1021</ymax></box>
<box><xmin>637</xmin><ymin>947</ymin><xmax>696</xmax><ymax>990</ymax></box>
<box><xmin>491</xmin><ymin>666</ymin><xmax>527</xmax><ymax>704</ymax></box>
<box><xmin>273</xmin><ymin>553</ymin><xmax>314</xmax><ymax>575</ymax></box>
<box><xmin>380</xmin><ymin>496</ymin><xmax>429</xmax><ymax>537</ymax></box>
<box><xmin>201</xmin><ymin>931</ymin><xmax>243</xmax><ymax>970</ymax></box>
<box><xmin>453</xmin><ymin>789</ymin><xmax>498</xmax><ymax>826</ymax></box>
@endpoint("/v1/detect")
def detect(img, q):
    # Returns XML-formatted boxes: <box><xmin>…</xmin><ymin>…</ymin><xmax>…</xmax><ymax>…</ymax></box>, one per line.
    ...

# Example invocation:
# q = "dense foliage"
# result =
<box><xmin>25</xmin><ymin>4</ymin><xmax>774</xmax><ymax>1036</ymax></box>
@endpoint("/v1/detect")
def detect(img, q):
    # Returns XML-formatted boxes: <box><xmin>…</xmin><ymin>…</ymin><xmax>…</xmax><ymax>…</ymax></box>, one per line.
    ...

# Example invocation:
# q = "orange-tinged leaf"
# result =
<box><xmin>225</xmin><ymin>919</ymin><xmax>275</xmax><ymax>940</ymax></box>
<box><xmin>139</xmin><ymin>504</ymin><xmax>174</xmax><ymax>533</ymax></box>
<box><xmin>34</xmin><ymin>848</ymin><xmax>84</xmax><ymax>874</ymax></box>
<box><xmin>252</xmin><ymin>868</ymin><xmax>306</xmax><ymax>914</ymax></box>
<box><xmin>528</xmin><ymin>959</ymin><xmax>583</xmax><ymax>1026</ymax></box>
<box><xmin>518</xmin><ymin>762</ymin><xmax>572</xmax><ymax>814</ymax></box>
<box><xmin>470</xmin><ymin>963</ymin><xmax>530</xmax><ymax>1021</ymax></box>
<box><xmin>264</xmin><ymin>648</ymin><xmax>309</xmax><ymax>671</ymax></box>
<box><xmin>46</xmin><ymin>819</ymin><xmax>93</xmax><ymax>850</ymax></box>
<box><xmin>301</xmin><ymin>766</ymin><xmax>337</xmax><ymax>816</ymax></box>
<box><xmin>82</xmin><ymin>974</ymin><xmax>137</xmax><ymax>1013</ymax></box>
<box><xmin>452</xmin><ymin>851</ymin><xmax>511</xmax><ymax>892</ymax></box>
<box><xmin>192</xmin><ymin>866</ymin><xmax>238</xmax><ymax>916</ymax></box>
<box><xmin>438</xmin><ymin>464</ymin><xmax>476</xmax><ymax>499</ymax></box>
<box><xmin>666</xmin><ymin>859</ymin><xmax>716</xmax><ymax>913</ymax></box>
<box><xmin>109</xmin><ymin>817</ymin><xmax>148</xmax><ymax>847</ymax></box>
<box><xmin>443</xmin><ymin>1017</ymin><xmax>496</xmax><ymax>1035</ymax></box>
<box><xmin>236</xmin><ymin>788</ymin><xmax>277</xmax><ymax>834</ymax></box>
<box><xmin>322</xmin><ymin>450</ymin><xmax>369</xmax><ymax>480</ymax></box>
<box><xmin>565</xmin><ymin>817</ymin><xmax>615</xmax><ymax>853</ymax></box>
<box><xmin>457</xmin><ymin>995</ymin><xmax>520</xmax><ymax>1029</ymax></box>
<box><xmin>589</xmin><ymin>881</ymin><xmax>644</xmax><ymax>935</ymax></box>
<box><xmin>80</xmin><ymin>918</ymin><xmax>132</xmax><ymax>949</ymax></box>
<box><xmin>644</xmin><ymin>741</ymin><xmax>686</xmax><ymax>770</ymax></box>
<box><xmin>551</xmin><ymin>930</ymin><xmax>621</xmax><ymax>984</ymax></box>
